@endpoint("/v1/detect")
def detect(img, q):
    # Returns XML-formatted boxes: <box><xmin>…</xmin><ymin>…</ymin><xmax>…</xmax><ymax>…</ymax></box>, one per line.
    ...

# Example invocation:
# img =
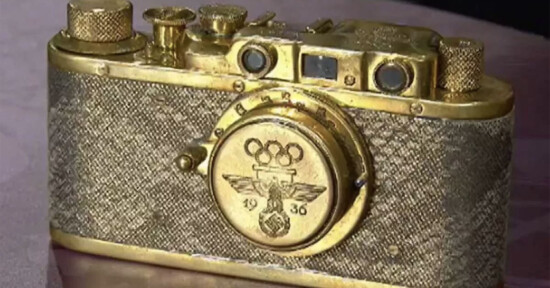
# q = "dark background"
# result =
<box><xmin>405</xmin><ymin>0</ymin><xmax>550</xmax><ymax>37</ymax></box>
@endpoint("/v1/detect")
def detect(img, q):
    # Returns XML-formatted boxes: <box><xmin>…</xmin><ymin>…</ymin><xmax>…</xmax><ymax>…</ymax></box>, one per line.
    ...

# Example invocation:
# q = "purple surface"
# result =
<box><xmin>0</xmin><ymin>0</ymin><xmax>548</xmax><ymax>287</ymax></box>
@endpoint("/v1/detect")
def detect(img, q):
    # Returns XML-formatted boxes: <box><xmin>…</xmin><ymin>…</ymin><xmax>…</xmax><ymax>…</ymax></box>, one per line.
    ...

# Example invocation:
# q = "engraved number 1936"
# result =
<box><xmin>290</xmin><ymin>203</ymin><xmax>307</xmax><ymax>215</ymax></box>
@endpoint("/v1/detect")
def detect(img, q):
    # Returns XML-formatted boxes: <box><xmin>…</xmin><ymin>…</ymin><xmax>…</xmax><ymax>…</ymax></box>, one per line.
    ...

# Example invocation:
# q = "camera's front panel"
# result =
<box><xmin>49</xmin><ymin>64</ymin><xmax>511</xmax><ymax>287</ymax></box>
<box><xmin>48</xmin><ymin>1</ymin><xmax>514</xmax><ymax>288</ymax></box>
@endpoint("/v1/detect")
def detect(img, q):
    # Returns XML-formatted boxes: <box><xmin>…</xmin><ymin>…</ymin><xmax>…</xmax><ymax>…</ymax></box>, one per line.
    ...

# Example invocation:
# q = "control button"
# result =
<box><xmin>67</xmin><ymin>0</ymin><xmax>133</xmax><ymax>42</ymax></box>
<box><xmin>374</xmin><ymin>61</ymin><xmax>412</xmax><ymax>94</ymax></box>
<box><xmin>438</xmin><ymin>37</ymin><xmax>484</xmax><ymax>92</ymax></box>
<box><xmin>198</xmin><ymin>4</ymin><xmax>248</xmax><ymax>35</ymax></box>
<box><xmin>143</xmin><ymin>7</ymin><xmax>196</xmax><ymax>51</ymax></box>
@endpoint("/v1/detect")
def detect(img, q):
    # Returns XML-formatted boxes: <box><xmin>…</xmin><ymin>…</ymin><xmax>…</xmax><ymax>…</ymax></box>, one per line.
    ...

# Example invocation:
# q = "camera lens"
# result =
<box><xmin>242</xmin><ymin>48</ymin><xmax>267</xmax><ymax>73</ymax></box>
<box><xmin>375</xmin><ymin>62</ymin><xmax>411</xmax><ymax>93</ymax></box>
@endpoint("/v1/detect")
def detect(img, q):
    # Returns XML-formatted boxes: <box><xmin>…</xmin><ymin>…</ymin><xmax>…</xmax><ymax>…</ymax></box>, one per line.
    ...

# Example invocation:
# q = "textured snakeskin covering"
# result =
<box><xmin>48</xmin><ymin>66</ymin><xmax>512</xmax><ymax>288</ymax></box>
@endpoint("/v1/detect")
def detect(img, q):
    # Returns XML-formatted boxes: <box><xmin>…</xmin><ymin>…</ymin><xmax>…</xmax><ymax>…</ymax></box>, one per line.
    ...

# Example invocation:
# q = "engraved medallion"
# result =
<box><xmin>211</xmin><ymin>122</ymin><xmax>334</xmax><ymax>248</ymax></box>
<box><xmin>205</xmin><ymin>89</ymin><xmax>371</xmax><ymax>254</ymax></box>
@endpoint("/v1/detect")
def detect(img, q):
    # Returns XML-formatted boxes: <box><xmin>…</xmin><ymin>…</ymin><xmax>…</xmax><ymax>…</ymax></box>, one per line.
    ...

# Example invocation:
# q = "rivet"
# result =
<box><xmin>233</xmin><ymin>81</ymin><xmax>245</xmax><ymax>92</ymax></box>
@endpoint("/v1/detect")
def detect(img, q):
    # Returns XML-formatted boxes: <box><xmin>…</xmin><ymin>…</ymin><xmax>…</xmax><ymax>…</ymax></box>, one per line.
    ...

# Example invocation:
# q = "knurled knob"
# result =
<box><xmin>438</xmin><ymin>38</ymin><xmax>484</xmax><ymax>92</ymax></box>
<box><xmin>198</xmin><ymin>4</ymin><xmax>248</xmax><ymax>35</ymax></box>
<box><xmin>67</xmin><ymin>0</ymin><xmax>133</xmax><ymax>42</ymax></box>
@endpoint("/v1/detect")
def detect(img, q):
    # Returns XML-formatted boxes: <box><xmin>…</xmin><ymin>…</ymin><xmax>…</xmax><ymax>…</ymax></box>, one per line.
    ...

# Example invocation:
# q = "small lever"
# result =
<box><xmin>305</xmin><ymin>18</ymin><xmax>333</xmax><ymax>34</ymax></box>
<box><xmin>248</xmin><ymin>11</ymin><xmax>277</xmax><ymax>27</ymax></box>
<box><xmin>176</xmin><ymin>144</ymin><xmax>207</xmax><ymax>173</ymax></box>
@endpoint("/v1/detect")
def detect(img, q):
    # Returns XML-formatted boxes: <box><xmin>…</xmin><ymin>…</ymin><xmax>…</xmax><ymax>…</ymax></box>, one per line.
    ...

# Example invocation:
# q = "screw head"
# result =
<box><xmin>233</xmin><ymin>81</ymin><xmax>245</xmax><ymax>92</ymax></box>
<box><xmin>214</xmin><ymin>128</ymin><xmax>224</xmax><ymax>138</ymax></box>
<box><xmin>96</xmin><ymin>64</ymin><xmax>109</xmax><ymax>76</ymax></box>
<box><xmin>344</xmin><ymin>75</ymin><xmax>356</xmax><ymax>86</ymax></box>
<box><xmin>410</xmin><ymin>103</ymin><xmax>423</xmax><ymax>115</ymax></box>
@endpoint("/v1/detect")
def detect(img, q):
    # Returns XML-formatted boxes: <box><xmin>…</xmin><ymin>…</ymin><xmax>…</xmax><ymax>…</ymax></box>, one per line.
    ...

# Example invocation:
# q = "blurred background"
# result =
<box><xmin>403</xmin><ymin>1</ymin><xmax>549</xmax><ymax>37</ymax></box>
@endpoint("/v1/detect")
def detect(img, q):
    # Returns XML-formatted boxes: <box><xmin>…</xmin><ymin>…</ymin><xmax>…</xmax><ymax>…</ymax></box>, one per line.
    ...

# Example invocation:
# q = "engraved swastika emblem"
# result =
<box><xmin>223</xmin><ymin>138</ymin><xmax>326</xmax><ymax>238</ymax></box>
<box><xmin>210</xmin><ymin>121</ymin><xmax>337</xmax><ymax>248</ymax></box>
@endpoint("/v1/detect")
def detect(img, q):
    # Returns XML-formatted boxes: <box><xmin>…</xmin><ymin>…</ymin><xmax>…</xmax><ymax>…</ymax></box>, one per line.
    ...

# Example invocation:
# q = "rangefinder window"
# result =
<box><xmin>302</xmin><ymin>54</ymin><xmax>338</xmax><ymax>80</ymax></box>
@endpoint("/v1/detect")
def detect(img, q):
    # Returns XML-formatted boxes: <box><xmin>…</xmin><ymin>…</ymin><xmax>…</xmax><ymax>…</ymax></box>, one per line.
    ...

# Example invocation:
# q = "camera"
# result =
<box><xmin>49</xmin><ymin>1</ymin><xmax>514</xmax><ymax>287</ymax></box>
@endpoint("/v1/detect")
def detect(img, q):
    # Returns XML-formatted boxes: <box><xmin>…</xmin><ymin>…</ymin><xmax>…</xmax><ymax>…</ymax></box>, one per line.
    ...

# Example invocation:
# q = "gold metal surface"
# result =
<box><xmin>211</xmin><ymin>121</ymin><xmax>336</xmax><ymax>248</ymax></box>
<box><xmin>52</xmin><ymin>30</ymin><xmax>146</xmax><ymax>55</ymax></box>
<box><xmin>188</xmin><ymin>88</ymin><xmax>373</xmax><ymax>255</ymax></box>
<box><xmin>49</xmin><ymin>2</ymin><xmax>514</xmax><ymax>287</ymax></box>
<box><xmin>438</xmin><ymin>38</ymin><xmax>484</xmax><ymax>92</ymax></box>
<box><xmin>373</xmin><ymin>60</ymin><xmax>413</xmax><ymax>94</ymax></box>
<box><xmin>67</xmin><ymin>0</ymin><xmax>133</xmax><ymax>42</ymax></box>
<box><xmin>50</xmin><ymin>4</ymin><xmax>514</xmax><ymax>119</ymax></box>
<box><xmin>143</xmin><ymin>7</ymin><xmax>196</xmax><ymax>52</ymax></box>
<box><xmin>51</xmin><ymin>229</ymin><xmax>405</xmax><ymax>288</ymax></box>
<box><xmin>48</xmin><ymin>42</ymin><xmax>513</xmax><ymax>120</ymax></box>
<box><xmin>198</xmin><ymin>4</ymin><xmax>248</xmax><ymax>36</ymax></box>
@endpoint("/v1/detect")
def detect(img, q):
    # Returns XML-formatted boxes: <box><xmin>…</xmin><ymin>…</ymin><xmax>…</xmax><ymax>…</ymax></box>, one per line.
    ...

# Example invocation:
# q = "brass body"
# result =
<box><xmin>48</xmin><ymin>2</ymin><xmax>514</xmax><ymax>288</ymax></box>
<box><xmin>67</xmin><ymin>0</ymin><xmax>133</xmax><ymax>42</ymax></box>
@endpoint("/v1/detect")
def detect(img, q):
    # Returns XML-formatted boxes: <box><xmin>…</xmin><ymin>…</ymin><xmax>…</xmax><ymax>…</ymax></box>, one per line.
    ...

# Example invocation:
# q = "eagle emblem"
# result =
<box><xmin>223</xmin><ymin>138</ymin><xmax>327</xmax><ymax>238</ymax></box>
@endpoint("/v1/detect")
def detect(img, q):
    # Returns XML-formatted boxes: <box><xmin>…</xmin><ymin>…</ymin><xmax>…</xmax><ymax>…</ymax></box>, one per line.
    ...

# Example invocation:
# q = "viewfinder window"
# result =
<box><xmin>302</xmin><ymin>54</ymin><xmax>338</xmax><ymax>80</ymax></box>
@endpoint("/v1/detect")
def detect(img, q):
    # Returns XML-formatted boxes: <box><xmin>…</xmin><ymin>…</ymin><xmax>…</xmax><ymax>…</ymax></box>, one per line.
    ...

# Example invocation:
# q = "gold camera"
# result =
<box><xmin>48</xmin><ymin>1</ymin><xmax>514</xmax><ymax>287</ymax></box>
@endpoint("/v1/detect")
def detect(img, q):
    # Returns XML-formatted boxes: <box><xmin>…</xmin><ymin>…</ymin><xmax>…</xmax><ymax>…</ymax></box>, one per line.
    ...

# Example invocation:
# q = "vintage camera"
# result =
<box><xmin>48</xmin><ymin>1</ymin><xmax>514</xmax><ymax>287</ymax></box>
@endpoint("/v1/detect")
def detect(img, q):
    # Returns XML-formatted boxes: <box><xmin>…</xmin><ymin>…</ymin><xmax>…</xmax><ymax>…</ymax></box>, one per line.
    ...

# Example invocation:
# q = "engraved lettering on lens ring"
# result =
<box><xmin>223</xmin><ymin>138</ymin><xmax>325</xmax><ymax>238</ymax></box>
<box><xmin>260</xmin><ymin>96</ymin><xmax>272</xmax><ymax>103</ymax></box>
<box><xmin>235</xmin><ymin>103</ymin><xmax>247</xmax><ymax>116</ymax></box>
<box><xmin>295</xmin><ymin>102</ymin><xmax>306</xmax><ymax>111</ymax></box>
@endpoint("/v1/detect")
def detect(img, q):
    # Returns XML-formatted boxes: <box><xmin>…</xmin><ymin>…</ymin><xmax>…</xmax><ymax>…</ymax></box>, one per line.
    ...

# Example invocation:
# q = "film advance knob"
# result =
<box><xmin>67</xmin><ymin>0</ymin><xmax>133</xmax><ymax>42</ymax></box>
<box><xmin>438</xmin><ymin>37</ymin><xmax>484</xmax><ymax>92</ymax></box>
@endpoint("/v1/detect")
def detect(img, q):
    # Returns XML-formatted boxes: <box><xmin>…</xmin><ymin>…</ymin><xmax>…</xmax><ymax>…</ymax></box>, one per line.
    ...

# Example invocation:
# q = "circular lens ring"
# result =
<box><xmin>237</xmin><ymin>43</ymin><xmax>275</xmax><ymax>79</ymax></box>
<box><xmin>373</xmin><ymin>60</ymin><xmax>413</xmax><ymax>94</ymax></box>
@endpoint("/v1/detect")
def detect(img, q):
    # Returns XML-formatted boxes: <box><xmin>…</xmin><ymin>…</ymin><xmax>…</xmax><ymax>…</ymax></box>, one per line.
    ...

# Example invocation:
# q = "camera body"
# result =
<box><xmin>49</xmin><ymin>1</ymin><xmax>513</xmax><ymax>287</ymax></box>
